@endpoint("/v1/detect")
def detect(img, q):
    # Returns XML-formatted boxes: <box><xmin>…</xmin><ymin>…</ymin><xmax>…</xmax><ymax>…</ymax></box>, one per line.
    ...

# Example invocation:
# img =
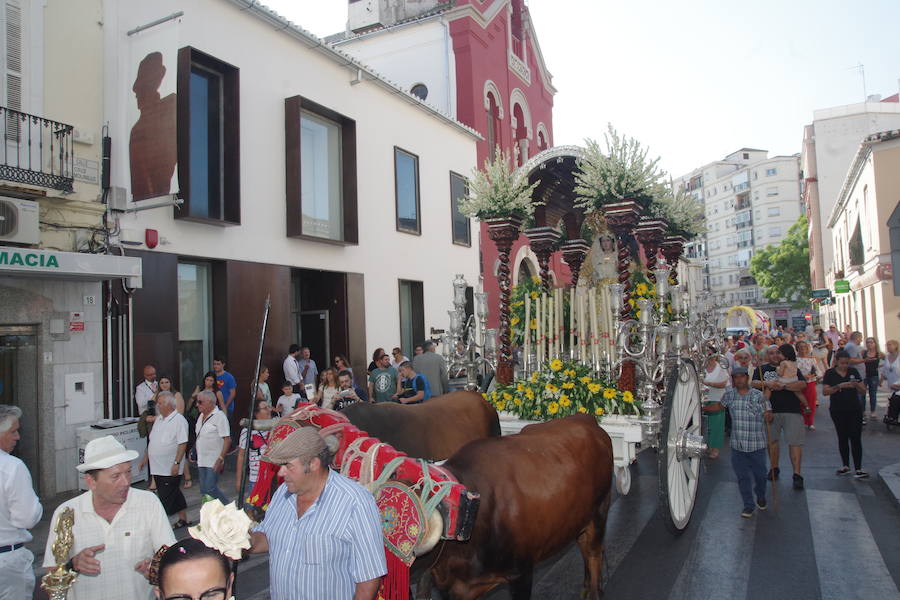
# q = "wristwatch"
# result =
<box><xmin>66</xmin><ymin>558</ymin><xmax>79</xmax><ymax>573</ymax></box>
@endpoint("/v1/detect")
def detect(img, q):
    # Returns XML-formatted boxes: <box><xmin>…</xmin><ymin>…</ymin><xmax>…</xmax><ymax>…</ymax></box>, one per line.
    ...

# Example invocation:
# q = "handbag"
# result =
<box><xmin>189</xmin><ymin>414</ymin><xmax>211</xmax><ymax>462</ymax></box>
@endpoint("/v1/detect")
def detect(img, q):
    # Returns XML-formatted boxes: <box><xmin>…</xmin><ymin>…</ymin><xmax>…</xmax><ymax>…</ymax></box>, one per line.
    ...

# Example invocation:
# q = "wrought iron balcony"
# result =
<box><xmin>0</xmin><ymin>106</ymin><xmax>74</xmax><ymax>192</ymax></box>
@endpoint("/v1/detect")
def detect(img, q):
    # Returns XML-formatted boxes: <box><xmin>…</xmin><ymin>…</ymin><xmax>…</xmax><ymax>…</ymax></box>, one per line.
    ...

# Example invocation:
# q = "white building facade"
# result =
<box><xmin>1</xmin><ymin>0</ymin><xmax>481</xmax><ymax>496</ymax></box>
<box><xmin>803</xmin><ymin>92</ymin><xmax>900</xmax><ymax>291</ymax></box>
<box><xmin>674</xmin><ymin>149</ymin><xmax>806</xmax><ymax>328</ymax></box>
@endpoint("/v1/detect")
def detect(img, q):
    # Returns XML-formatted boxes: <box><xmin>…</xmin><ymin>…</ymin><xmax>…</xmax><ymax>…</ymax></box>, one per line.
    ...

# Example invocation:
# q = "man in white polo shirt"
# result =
<box><xmin>0</xmin><ymin>405</ymin><xmax>42</xmax><ymax>599</ymax></box>
<box><xmin>43</xmin><ymin>435</ymin><xmax>175</xmax><ymax>600</ymax></box>
<box><xmin>138</xmin><ymin>391</ymin><xmax>190</xmax><ymax>529</ymax></box>
<box><xmin>194</xmin><ymin>390</ymin><xmax>231</xmax><ymax>504</ymax></box>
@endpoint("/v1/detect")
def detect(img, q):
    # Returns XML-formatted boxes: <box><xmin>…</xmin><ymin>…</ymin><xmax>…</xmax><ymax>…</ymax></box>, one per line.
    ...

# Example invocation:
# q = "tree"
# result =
<box><xmin>750</xmin><ymin>214</ymin><xmax>811</xmax><ymax>306</ymax></box>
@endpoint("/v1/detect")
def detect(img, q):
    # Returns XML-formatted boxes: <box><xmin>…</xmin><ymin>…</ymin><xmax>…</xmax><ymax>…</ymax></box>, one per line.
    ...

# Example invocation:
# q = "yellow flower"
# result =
<box><xmin>578</xmin><ymin>407</ymin><xmax>588</xmax><ymax>414</ymax></box>
<box><xmin>512</xmin><ymin>301</ymin><xmax>525</xmax><ymax>307</ymax></box>
<box><xmin>530</xmin><ymin>291</ymin><xmax>539</xmax><ymax>299</ymax></box>
<box><xmin>514</xmin><ymin>397</ymin><xmax>523</xmax><ymax>406</ymax></box>
<box><xmin>516</xmin><ymin>383</ymin><xmax>525</xmax><ymax>393</ymax></box>
<box><xmin>511</xmin><ymin>316</ymin><xmax>520</xmax><ymax>326</ymax></box>
<box><xmin>525</xmin><ymin>388</ymin><xmax>535</xmax><ymax>400</ymax></box>
<box><xmin>530</xmin><ymin>319</ymin><xmax>537</xmax><ymax>330</ymax></box>
<box><xmin>550</xmin><ymin>359</ymin><xmax>563</xmax><ymax>371</ymax></box>
<box><xmin>532</xmin><ymin>276</ymin><xmax>541</xmax><ymax>284</ymax></box>
<box><xmin>580</xmin><ymin>376</ymin><xmax>592</xmax><ymax>384</ymax></box>
<box><xmin>622</xmin><ymin>391</ymin><xmax>635</xmax><ymax>403</ymax></box>
<box><xmin>530</xmin><ymin>372</ymin><xmax>539</xmax><ymax>384</ymax></box>
<box><xmin>533</xmin><ymin>408</ymin><xmax>541</xmax><ymax>415</ymax></box>
<box><xmin>635</xmin><ymin>310</ymin><xmax>641</xmax><ymax>320</ymax></box>
<box><xmin>502</xmin><ymin>392</ymin><xmax>513</xmax><ymax>401</ymax></box>
<box><xmin>559</xmin><ymin>395</ymin><xmax>571</xmax><ymax>407</ymax></box>
<box><xmin>635</xmin><ymin>283</ymin><xmax>649</xmax><ymax>296</ymax></box>
<box><xmin>595</xmin><ymin>407</ymin><xmax>605</xmax><ymax>416</ymax></box>
<box><xmin>547</xmin><ymin>401</ymin><xmax>559</xmax><ymax>415</ymax></box>
<box><xmin>603</xmin><ymin>387</ymin><xmax>617</xmax><ymax>399</ymax></box>
<box><xmin>562</xmin><ymin>382</ymin><xmax>575</xmax><ymax>389</ymax></box>
<box><xmin>545</xmin><ymin>383</ymin><xmax>558</xmax><ymax>394</ymax></box>
<box><xmin>496</xmin><ymin>399</ymin><xmax>506</xmax><ymax>411</ymax></box>
<box><xmin>491</xmin><ymin>391</ymin><xmax>498</xmax><ymax>400</ymax></box>
<box><xmin>588</xmin><ymin>383</ymin><xmax>602</xmax><ymax>394</ymax></box>
<box><xmin>629</xmin><ymin>298</ymin><xmax>636</xmax><ymax>308</ymax></box>
<box><xmin>482</xmin><ymin>393</ymin><xmax>488</xmax><ymax>401</ymax></box>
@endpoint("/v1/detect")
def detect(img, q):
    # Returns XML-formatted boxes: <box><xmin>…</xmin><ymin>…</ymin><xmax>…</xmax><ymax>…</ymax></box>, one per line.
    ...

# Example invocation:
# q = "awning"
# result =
<box><xmin>0</xmin><ymin>246</ymin><xmax>142</xmax><ymax>287</ymax></box>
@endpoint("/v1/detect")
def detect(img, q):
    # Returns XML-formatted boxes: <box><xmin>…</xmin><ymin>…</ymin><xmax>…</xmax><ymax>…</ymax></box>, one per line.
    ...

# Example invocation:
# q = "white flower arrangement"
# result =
<box><xmin>188</xmin><ymin>500</ymin><xmax>254</xmax><ymax>560</ymax></box>
<box><xmin>457</xmin><ymin>148</ymin><xmax>540</xmax><ymax>221</ymax></box>
<box><xmin>574</xmin><ymin>125</ymin><xmax>664</xmax><ymax>213</ymax></box>
<box><xmin>649</xmin><ymin>180</ymin><xmax>705</xmax><ymax>239</ymax></box>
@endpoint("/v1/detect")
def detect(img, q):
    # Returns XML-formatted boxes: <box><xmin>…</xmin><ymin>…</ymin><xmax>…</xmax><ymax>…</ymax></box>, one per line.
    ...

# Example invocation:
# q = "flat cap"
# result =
<box><xmin>263</xmin><ymin>426</ymin><xmax>325</xmax><ymax>465</ymax></box>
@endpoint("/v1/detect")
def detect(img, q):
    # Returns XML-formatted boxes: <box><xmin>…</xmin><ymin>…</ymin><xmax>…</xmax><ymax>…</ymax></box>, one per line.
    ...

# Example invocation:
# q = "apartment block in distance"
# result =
<box><xmin>673</xmin><ymin>149</ymin><xmax>807</xmax><ymax>329</ymax></box>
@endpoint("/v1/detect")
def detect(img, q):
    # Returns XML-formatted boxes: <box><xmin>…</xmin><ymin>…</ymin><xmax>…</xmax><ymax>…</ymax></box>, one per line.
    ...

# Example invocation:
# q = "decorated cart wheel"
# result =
<box><xmin>615</xmin><ymin>465</ymin><xmax>632</xmax><ymax>496</ymax></box>
<box><xmin>657</xmin><ymin>358</ymin><xmax>705</xmax><ymax>534</ymax></box>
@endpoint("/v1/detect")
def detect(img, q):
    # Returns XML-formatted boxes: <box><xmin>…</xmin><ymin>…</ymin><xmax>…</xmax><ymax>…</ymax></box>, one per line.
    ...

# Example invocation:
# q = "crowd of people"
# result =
<box><xmin>129</xmin><ymin>339</ymin><xmax>452</xmax><ymax>530</ymax></box>
<box><xmin>0</xmin><ymin>403</ymin><xmax>386</xmax><ymax>599</ymax></box>
<box><xmin>703</xmin><ymin>324</ymin><xmax>900</xmax><ymax>518</ymax></box>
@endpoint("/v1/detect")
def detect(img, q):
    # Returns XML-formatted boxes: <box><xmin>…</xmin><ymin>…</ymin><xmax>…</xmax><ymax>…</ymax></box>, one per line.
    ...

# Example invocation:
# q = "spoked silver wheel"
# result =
<box><xmin>657</xmin><ymin>358</ymin><xmax>705</xmax><ymax>534</ymax></box>
<box><xmin>615</xmin><ymin>465</ymin><xmax>632</xmax><ymax>495</ymax></box>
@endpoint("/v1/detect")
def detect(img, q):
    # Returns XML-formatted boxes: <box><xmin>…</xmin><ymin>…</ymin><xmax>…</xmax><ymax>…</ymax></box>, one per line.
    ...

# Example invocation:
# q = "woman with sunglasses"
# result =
<box><xmin>863</xmin><ymin>337</ymin><xmax>884</xmax><ymax>421</ymax></box>
<box><xmin>151</xmin><ymin>538</ymin><xmax>233</xmax><ymax>600</ymax></box>
<box><xmin>390</xmin><ymin>347</ymin><xmax>409</xmax><ymax>369</ymax></box>
<box><xmin>192</xmin><ymin>372</ymin><xmax>225</xmax><ymax>413</ymax></box>
<box><xmin>333</xmin><ymin>354</ymin><xmax>353</xmax><ymax>376</ymax></box>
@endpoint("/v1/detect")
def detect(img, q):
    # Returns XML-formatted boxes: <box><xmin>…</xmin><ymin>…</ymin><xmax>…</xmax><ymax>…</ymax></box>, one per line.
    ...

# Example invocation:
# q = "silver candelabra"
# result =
<box><xmin>607</xmin><ymin>265</ymin><xmax>724</xmax><ymax>447</ymax></box>
<box><xmin>440</xmin><ymin>274</ymin><xmax>496</xmax><ymax>392</ymax></box>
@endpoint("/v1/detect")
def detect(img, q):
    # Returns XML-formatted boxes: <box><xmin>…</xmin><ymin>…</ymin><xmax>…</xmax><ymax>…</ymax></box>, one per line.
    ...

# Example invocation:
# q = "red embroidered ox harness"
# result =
<box><xmin>247</xmin><ymin>403</ymin><xmax>479</xmax><ymax>600</ymax></box>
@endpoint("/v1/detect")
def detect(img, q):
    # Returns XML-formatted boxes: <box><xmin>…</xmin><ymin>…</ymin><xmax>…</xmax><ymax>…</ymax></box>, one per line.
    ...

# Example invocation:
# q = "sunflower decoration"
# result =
<box><xmin>490</xmin><ymin>358</ymin><xmax>641</xmax><ymax>421</ymax></box>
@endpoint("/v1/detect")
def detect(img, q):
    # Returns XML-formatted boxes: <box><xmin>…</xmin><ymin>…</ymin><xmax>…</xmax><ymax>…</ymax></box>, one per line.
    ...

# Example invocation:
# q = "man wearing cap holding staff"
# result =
<box><xmin>42</xmin><ymin>435</ymin><xmax>175</xmax><ymax>599</ymax></box>
<box><xmin>248</xmin><ymin>426</ymin><xmax>386</xmax><ymax>599</ymax></box>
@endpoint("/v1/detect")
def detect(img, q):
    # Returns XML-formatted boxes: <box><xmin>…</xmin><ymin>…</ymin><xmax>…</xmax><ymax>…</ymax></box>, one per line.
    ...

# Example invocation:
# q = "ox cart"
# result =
<box><xmin>494</xmin><ymin>354</ymin><xmax>706</xmax><ymax>537</ymax></box>
<box><xmin>498</xmin><ymin>412</ymin><xmax>643</xmax><ymax>496</ymax></box>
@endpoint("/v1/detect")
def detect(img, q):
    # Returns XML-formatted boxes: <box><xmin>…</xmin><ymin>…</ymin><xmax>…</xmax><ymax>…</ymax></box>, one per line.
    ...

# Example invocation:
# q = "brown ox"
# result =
<box><xmin>341</xmin><ymin>390</ymin><xmax>500</xmax><ymax>460</ymax></box>
<box><xmin>425</xmin><ymin>414</ymin><xmax>614</xmax><ymax>599</ymax></box>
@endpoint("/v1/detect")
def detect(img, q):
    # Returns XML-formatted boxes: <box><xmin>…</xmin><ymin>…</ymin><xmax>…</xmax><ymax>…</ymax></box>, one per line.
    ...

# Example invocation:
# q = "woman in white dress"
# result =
<box><xmin>703</xmin><ymin>355</ymin><xmax>729</xmax><ymax>459</ymax></box>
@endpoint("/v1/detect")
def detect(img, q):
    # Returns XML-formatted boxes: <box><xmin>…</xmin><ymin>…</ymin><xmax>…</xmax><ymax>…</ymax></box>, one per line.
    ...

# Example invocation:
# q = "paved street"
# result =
<box><xmin>233</xmin><ymin>391</ymin><xmax>900</xmax><ymax>600</ymax></box>
<box><xmin>28</xmin><ymin>391</ymin><xmax>899</xmax><ymax>600</ymax></box>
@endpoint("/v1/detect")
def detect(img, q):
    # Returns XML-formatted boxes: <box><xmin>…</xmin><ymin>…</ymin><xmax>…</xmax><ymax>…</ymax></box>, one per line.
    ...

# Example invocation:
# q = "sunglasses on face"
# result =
<box><xmin>163</xmin><ymin>587</ymin><xmax>228</xmax><ymax>600</ymax></box>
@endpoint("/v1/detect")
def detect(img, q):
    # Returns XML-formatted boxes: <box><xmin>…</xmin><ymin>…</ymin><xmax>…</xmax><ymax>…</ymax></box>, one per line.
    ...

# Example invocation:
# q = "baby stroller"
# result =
<box><xmin>885</xmin><ymin>392</ymin><xmax>900</xmax><ymax>430</ymax></box>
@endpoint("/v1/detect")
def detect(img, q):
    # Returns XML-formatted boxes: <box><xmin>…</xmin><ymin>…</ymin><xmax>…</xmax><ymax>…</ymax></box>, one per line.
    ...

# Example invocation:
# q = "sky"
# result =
<box><xmin>263</xmin><ymin>0</ymin><xmax>900</xmax><ymax>176</ymax></box>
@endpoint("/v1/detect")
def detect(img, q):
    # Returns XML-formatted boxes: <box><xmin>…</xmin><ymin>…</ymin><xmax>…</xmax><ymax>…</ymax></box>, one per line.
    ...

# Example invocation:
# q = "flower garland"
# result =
<box><xmin>487</xmin><ymin>359</ymin><xmax>640</xmax><ymax>421</ymax></box>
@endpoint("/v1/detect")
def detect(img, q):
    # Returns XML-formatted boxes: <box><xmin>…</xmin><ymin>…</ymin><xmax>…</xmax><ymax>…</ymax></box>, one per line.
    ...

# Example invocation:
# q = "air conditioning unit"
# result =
<box><xmin>0</xmin><ymin>197</ymin><xmax>40</xmax><ymax>245</ymax></box>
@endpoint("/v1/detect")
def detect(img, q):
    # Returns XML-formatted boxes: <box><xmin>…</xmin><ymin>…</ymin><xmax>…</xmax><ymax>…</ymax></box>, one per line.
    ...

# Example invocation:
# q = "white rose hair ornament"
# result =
<box><xmin>188</xmin><ymin>499</ymin><xmax>255</xmax><ymax>560</ymax></box>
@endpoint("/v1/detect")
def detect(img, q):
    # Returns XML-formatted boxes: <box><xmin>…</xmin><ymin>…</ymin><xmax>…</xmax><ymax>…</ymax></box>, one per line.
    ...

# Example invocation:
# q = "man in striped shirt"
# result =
<box><xmin>249</xmin><ymin>427</ymin><xmax>386</xmax><ymax>599</ymax></box>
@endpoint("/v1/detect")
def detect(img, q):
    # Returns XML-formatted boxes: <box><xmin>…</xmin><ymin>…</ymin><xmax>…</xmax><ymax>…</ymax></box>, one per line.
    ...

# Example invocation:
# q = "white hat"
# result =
<box><xmin>76</xmin><ymin>435</ymin><xmax>139</xmax><ymax>473</ymax></box>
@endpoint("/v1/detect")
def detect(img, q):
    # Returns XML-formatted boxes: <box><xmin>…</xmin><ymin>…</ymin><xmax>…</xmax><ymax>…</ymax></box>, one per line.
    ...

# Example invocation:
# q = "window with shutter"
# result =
<box><xmin>4</xmin><ymin>0</ymin><xmax>22</xmax><ymax>141</ymax></box>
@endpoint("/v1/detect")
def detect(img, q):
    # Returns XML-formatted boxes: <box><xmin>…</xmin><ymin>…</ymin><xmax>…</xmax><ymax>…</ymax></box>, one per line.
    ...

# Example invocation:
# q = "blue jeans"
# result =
<box><xmin>731</xmin><ymin>448</ymin><xmax>768</xmax><ymax>510</ymax></box>
<box><xmin>198</xmin><ymin>467</ymin><xmax>229</xmax><ymax>504</ymax></box>
<box><xmin>864</xmin><ymin>376</ymin><xmax>879</xmax><ymax>412</ymax></box>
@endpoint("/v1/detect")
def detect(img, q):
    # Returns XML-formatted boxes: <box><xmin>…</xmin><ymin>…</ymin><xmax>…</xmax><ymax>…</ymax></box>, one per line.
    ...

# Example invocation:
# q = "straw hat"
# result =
<box><xmin>76</xmin><ymin>435</ymin><xmax>138</xmax><ymax>472</ymax></box>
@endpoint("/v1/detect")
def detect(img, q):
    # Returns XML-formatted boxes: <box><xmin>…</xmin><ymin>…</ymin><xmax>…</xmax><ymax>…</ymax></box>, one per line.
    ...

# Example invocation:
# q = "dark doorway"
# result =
<box><xmin>0</xmin><ymin>325</ymin><xmax>39</xmax><ymax>493</ymax></box>
<box><xmin>300</xmin><ymin>310</ymin><xmax>330</xmax><ymax>379</ymax></box>
<box><xmin>292</xmin><ymin>268</ymin><xmax>349</xmax><ymax>377</ymax></box>
<box><xmin>399</xmin><ymin>280</ymin><xmax>425</xmax><ymax>354</ymax></box>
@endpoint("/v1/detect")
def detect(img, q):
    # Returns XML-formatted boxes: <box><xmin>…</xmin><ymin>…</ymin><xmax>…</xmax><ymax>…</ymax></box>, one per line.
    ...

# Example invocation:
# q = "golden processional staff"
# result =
<box><xmin>41</xmin><ymin>507</ymin><xmax>78</xmax><ymax>599</ymax></box>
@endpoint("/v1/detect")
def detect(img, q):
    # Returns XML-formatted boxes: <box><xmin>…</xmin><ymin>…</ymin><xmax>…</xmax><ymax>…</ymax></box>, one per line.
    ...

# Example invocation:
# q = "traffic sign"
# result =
<box><xmin>804</xmin><ymin>314</ymin><xmax>812</xmax><ymax>320</ymax></box>
<box><xmin>834</xmin><ymin>280</ymin><xmax>850</xmax><ymax>294</ymax></box>
<box><xmin>811</xmin><ymin>289</ymin><xmax>831</xmax><ymax>299</ymax></box>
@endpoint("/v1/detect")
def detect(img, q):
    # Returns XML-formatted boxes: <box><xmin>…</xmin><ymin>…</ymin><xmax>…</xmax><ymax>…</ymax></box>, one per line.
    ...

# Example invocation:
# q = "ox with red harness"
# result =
<box><xmin>247</xmin><ymin>403</ymin><xmax>480</xmax><ymax>600</ymax></box>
